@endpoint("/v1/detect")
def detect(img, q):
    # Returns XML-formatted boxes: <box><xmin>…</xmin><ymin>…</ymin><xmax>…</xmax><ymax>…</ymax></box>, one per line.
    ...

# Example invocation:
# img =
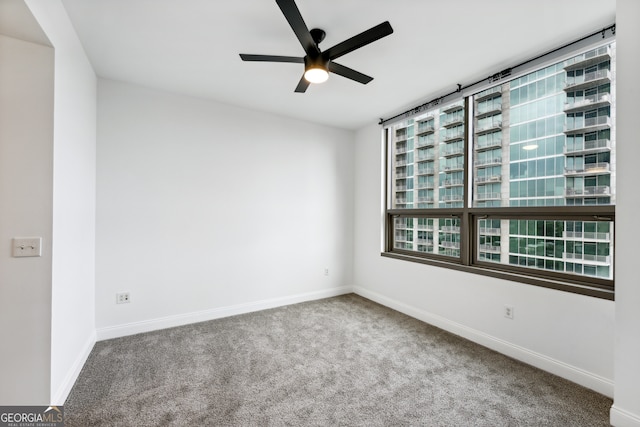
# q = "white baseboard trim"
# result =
<box><xmin>611</xmin><ymin>405</ymin><xmax>640</xmax><ymax>427</ymax></box>
<box><xmin>96</xmin><ymin>286</ymin><xmax>354</xmax><ymax>341</ymax></box>
<box><xmin>50</xmin><ymin>330</ymin><xmax>96</xmax><ymax>405</ymax></box>
<box><xmin>353</xmin><ymin>286</ymin><xmax>614</xmax><ymax>398</ymax></box>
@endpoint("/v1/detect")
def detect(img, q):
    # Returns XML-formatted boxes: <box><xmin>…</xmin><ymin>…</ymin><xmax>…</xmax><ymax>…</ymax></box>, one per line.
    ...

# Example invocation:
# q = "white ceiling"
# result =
<box><xmin>59</xmin><ymin>0</ymin><xmax>615</xmax><ymax>130</ymax></box>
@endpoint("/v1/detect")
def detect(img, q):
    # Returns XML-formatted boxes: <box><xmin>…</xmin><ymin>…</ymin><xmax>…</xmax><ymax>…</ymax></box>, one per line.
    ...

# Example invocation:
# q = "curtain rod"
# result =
<box><xmin>379</xmin><ymin>23</ymin><xmax>616</xmax><ymax>126</ymax></box>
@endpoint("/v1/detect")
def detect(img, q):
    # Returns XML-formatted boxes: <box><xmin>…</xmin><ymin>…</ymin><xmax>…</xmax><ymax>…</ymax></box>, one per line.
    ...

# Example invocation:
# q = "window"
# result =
<box><xmin>383</xmin><ymin>40</ymin><xmax>615</xmax><ymax>299</ymax></box>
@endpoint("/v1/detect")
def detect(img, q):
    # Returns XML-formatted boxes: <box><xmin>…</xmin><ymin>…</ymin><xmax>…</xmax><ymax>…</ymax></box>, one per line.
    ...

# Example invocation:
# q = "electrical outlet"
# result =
<box><xmin>504</xmin><ymin>305</ymin><xmax>514</xmax><ymax>319</ymax></box>
<box><xmin>324</xmin><ymin>268</ymin><xmax>329</xmax><ymax>276</ymax></box>
<box><xmin>116</xmin><ymin>292</ymin><xmax>130</xmax><ymax>304</ymax></box>
<box><xmin>12</xmin><ymin>237</ymin><xmax>42</xmax><ymax>257</ymax></box>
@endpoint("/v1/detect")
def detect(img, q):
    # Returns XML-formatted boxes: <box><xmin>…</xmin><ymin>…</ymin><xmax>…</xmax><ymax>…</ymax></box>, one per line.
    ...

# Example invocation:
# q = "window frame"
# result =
<box><xmin>381</xmin><ymin>38</ymin><xmax>615</xmax><ymax>300</ymax></box>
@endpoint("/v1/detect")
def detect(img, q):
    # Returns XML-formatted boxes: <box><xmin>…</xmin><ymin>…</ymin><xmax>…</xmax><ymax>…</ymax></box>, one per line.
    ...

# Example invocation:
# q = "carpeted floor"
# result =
<box><xmin>65</xmin><ymin>294</ymin><xmax>612</xmax><ymax>426</ymax></box>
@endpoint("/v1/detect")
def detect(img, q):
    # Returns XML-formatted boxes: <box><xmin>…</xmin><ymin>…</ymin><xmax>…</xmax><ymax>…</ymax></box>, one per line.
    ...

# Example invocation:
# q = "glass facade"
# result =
<box><xmin>388</xmin><ymin>41</ymin><xmax>615</xmax><ymax>284</ymax></box>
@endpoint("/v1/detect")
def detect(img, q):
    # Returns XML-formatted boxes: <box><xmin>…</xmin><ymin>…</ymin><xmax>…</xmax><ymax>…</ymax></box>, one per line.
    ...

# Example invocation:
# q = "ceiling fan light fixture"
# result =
<box><xmin>304</xmin><ymin>67</ymin><xmax>329</xmax><ymax>84</ymax></box>
<box><xmin>239</xmin><ymin>0</ymin><xmax>393</xmax><ymax>92</ymax></box>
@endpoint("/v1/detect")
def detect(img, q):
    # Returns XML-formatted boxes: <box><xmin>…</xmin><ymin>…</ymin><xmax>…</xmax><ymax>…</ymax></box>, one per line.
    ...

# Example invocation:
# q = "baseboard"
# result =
<box><xmin>50</xmin><ymin>330</ymin><xmax>96</xmax><ymax>405</ymax></box>
<box><xmin>353</xmin><ymin>286</ymin><xmax>614</xmax><ymax>398</ymax></box>
<box><xmin>96</xmin><ymin>286</ymin><xmax>354</xmax><ymax>341</ymax></box>
<box><xmin>611</xmin><ymin>405</ymin><xmax>640</xmax><ymax>427</ymax></box>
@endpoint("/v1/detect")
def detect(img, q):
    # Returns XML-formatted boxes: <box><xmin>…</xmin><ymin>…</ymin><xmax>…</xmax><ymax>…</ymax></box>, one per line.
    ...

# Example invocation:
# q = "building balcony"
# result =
<box><xmin>441</xmin><ymin>226</ymin><xmax>460</xmax><ymax>233</ymax></box>
<box><xmin>565</xmin><ymin>185</ymin><xmax>611</xmax><ymax>196</ymax></box>
<box><xmin>475</xmin><ymin>192</ymin><xmax>501</xmax><ymax>201</ymax></box>
<box><xmin>395</xmin><ymin>144</ymin><xmax>408</xmax><ymax>154</ymax></box>
<box><xmin>563</xmin><ymin>231</ymin><xmax>611</xmax><ymax>241</ymax></box>
<box><xmin>416</xmin><ymin>153</ymin><xmax>435</xmax><ymax>162</ymax></box>
<box><xmin>475</xmin><ymin>103</ymin><xmax>502</xmax><ymax>118</ymax></box>
<box><xmin>416</xmin><ymin>120</ymin><xmax>435</xmax><ymax>135</ymax></box>
<box><xmin>442</xmin><ymin>103</ymin><xmax>464</xmax><ymax>114</ymax></box>
<box><xmin>442</xmin><ymin>194</ymin><xmax>464</xmax><ymax>202</ymax></box>
<box><xmin>479</xmin><ymin>227</ymin><xmax>501</xmax><ymax>236</ymax></box>
<box><xmin>563</xmin><ymin>252</ymin><xmax>611</xmax><ymax>264</ymax></box>
<box><xmin>417</xmin><ymin>196</ymin><xmax>435</xmax><ymax>203</ymax></box>
<box><xmin>478</xmin><ymin>244</ymin><xmax>501</xmax><ymax>253</ymax></box>
<box><xmin>564</xmin><ymin>163</ymin><xmax>610</xmax><ymax>176</ymax></box>
<box><xmin>394</xmin><ymin>242</ymin><xmax>411</xmax><ymax>250</ymax></box>
<box><xmin>565</xmin><ymin>185</ymin><xmax>611</xmax><ymax>197</ymax></box>
<box><xmin>442</xmin><ymin>132</ymin><xmax>465</xmax><ymax>143</ymax></box>
<box><xmin>474</xmin><ymin>85</ymin><xmax>502</xmax><ymax>102</ymax></box>
<box><xmin>395</xmin><ymin>220</ymin><xmax>409</xmax><ymax>229</ymax></box>
<box><xmin>564</xmin><ymin>69</ymin><xmax>611</xmax><ymax>92</ymax></box>
<box><xmin>440</xmin><ymin>248</ymin><xmax>460</xmax><ymax>257</ymax></box>
<box><xmin>564</xmin><ymin>116</ymin><xmax>611</xmax><ymax>134</ymax></box>
<box><xmin>475</xmin><ymin>138</ymin><xmax>502</xmax><ymax>151</ymax></box>
<box><xmin>395</xmin><ymin>184</ymin><xmax>407</xmax><ymax>191</ymax></box>
<box><xmin>476</xmin><ymin>174</ymin><xmax>502</xmax><ymax>183</ymax></box>
<box><xmin>396</xmin><ymin>171</ymin><xmax>407</xmax><ymax>178</ymax></box>
<box><xmin>442</xmin><ymin>179</ymin><xmax>464</xmax><ymax>188</ymax></box>
<box><xmin>564</xmin><ymin>93</ymin><xmax>611</xmax><ymax>114</ymax></box>
<box><xmin>417</xmin><ymin>182</ymin><xmax>435</xmax><ymax>189</ymax></box>
<box><xmin>395</xmin><ymin>198</ymin><xmax>407</xmax><ymax>204</ymax></box>
<box><xmin>417</xmin><ymin>236</ymin><xmax>434</xmax><ymax>243</ymax></box>
<box><xmin>416</xmin><ymin>137</ymin><xmax>436</xmax><ymax>148</ymax></box>
<box><xmin>395</xmin><ymin>159</ymin><xmax>407</xmax><ymax>167</ymax></box>
<box><xmin>442</xmin><ymin>116</ymin><xmax>464</xmax><ymax>128</ymax></box>
<box><xmin>395</xmin><ymin>132</ymin><xmax>408</xmax><ymax>142</ymax></box>
<box><xmin>564</xmin><ymin>45</ymin><xmax>611</xmax><ymax>71</ymax></box>
<box><xmin>416</xmin><ymin>224</ymin><xmax>434</xmax><ymax>231</ymax></box>
<box><xmin>564</xmin><ymin>138</ymin><xmax>611</xmax><ymax>155</ymax></box>
<box><xmin>440</xmin><ymin>241</ymin><xmax>461</xmax><ymax>249</ymax></box>
<box><xmin>474</xmin><ymin>157</ymin><xmax>502</xmax><ymax>167</ymax></box>
<box><xmin>442</xmin><ymin>147</ymin><xmax>465</xmax><ymax>157</ymax></box>
<box><xmin>475</xmin><ymin>121</ymin><xmax>502</xmax><ymax>135</ymax></box>
<box><xmin>444</xmin><ymin>164</ymin><xmax>464</xmax><ymax>172</ymax></box>
<box><xmin>417</xmin><ymin>167</ymin><xmax>435</xmax><ymax>176</ymax></box>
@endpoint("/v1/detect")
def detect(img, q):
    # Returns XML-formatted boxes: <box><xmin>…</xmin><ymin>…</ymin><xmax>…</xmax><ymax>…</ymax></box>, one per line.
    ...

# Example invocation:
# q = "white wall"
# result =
<box><xmin>611</xmin><ymin>0</ymin><xmax>640</xmax><ymax>425</ymax></box>
<box><xmin>0</xmin><ymin>33</ymin><xmax>54</xmax><ymax>405</ymax></box>
<box><xmin>353</xmin><ymin>127</ymin><xmax>615</xmax><ymax>395</ymax></box>
<box><xmin>95</xmin><ymin>79</ymin><xmax>354</xmax><ymax>337</ymax></box>
<box><xmin>25</xmin><ymin>0</ymin><xmax>98</xmax><ymax>405</ymax></box>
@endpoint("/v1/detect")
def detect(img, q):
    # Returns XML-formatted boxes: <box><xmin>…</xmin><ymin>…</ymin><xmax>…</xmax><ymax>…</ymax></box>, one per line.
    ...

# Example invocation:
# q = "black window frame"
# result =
<box><xmin>381</xmin><ymin>35</ymin><xmax>615</xmax><ymax>301</ymax></box>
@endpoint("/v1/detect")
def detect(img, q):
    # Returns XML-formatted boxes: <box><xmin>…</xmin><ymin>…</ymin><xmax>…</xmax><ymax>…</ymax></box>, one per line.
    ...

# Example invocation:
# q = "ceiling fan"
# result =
<box><xmin>239</xmin><ymin>0</ymin><xmax>393</xmax><ymax>93</ymax></box>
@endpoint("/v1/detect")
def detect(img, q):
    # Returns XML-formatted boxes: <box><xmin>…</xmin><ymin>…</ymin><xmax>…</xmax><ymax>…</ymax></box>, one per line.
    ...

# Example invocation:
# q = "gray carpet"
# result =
<box><xmin>65</xmin><ymin>294</ymin><xmax>612</xmax><ymax>426</ymax></box>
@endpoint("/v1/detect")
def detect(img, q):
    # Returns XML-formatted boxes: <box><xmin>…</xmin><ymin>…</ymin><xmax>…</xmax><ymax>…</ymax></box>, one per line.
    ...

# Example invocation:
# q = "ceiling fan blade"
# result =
<box><xmin>324</xmin><ymin>21</ymin><xmax>393</xmax><ymax>61</ymax></box>
<box><xmin>239</xmin><ymin>54</ymin><xmax>304</xmax><ymax>63</ymax></box>
<box><xmin>294</xmin><ymin>74</ymin><xmax>310</xmax><ymax>93</ymax></box>
<box><xmin>275</xmin><ymin>0</ymin><xmax>320</xmax><ymax>56</ymax></box>
<box><xmin>328</xmin><ymin>62</ymin><xmax>373</xmax><ymax>85</ymax></box>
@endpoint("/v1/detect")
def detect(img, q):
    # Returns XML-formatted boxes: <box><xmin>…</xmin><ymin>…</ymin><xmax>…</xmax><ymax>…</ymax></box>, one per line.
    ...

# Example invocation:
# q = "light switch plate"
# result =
<box><xmin>12</xmin><ymin>237</ymin><xmax>42</xmax><ymax>257</ymax></box>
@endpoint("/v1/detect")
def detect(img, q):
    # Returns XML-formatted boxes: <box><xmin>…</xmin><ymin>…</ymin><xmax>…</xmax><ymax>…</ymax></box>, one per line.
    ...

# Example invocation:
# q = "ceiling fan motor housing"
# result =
<box><xmin>304</xmin><ymin>54</ymin><xmax>329</xmax><ymax>72</ymax></box>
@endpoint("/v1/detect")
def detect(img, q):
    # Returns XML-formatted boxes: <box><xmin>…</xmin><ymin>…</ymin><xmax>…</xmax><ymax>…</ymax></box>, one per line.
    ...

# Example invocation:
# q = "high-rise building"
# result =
<box><xmin>390</xmin><ymin>41</ymin><xmax>615</xmax><ymax>280</ymax></box>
